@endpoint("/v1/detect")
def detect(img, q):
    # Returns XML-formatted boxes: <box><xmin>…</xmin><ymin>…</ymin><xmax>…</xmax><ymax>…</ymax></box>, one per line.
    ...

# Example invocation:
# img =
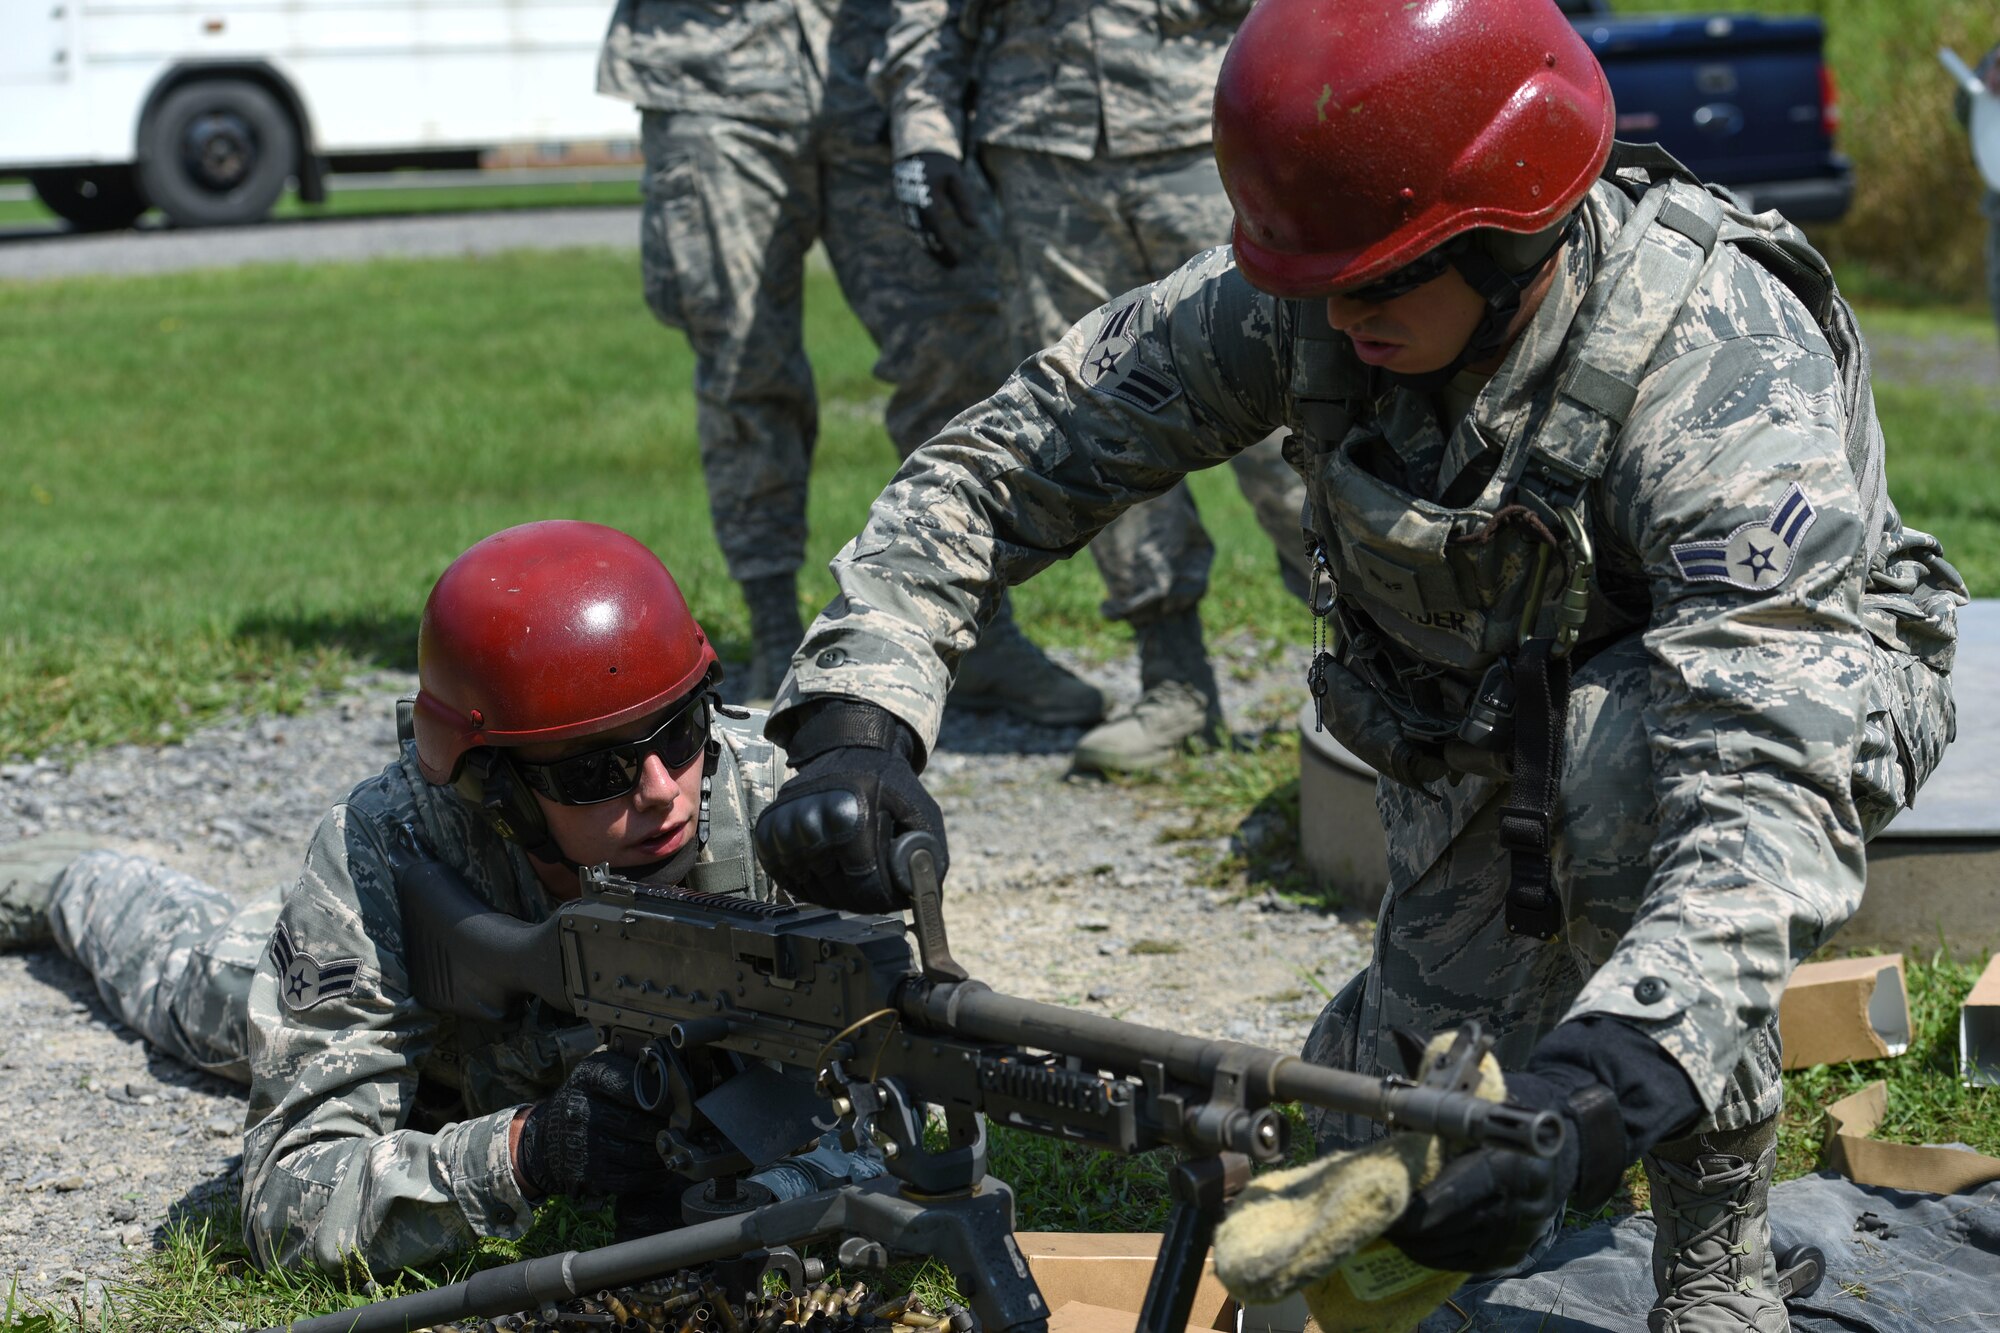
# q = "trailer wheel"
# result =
<box><xmin>28</xmin><ymin>167</ymin><xmax>148</xmax><ymax>232</ymax></box>
<box><xmin>137</xmin><ymin>78</ymin><xmax>297</xmax><ymax>227</ymax></box>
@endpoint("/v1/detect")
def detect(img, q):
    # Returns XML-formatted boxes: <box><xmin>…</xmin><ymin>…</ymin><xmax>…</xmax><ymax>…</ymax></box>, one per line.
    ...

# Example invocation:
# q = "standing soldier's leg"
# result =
<box><xmin>984</xmin><ymin>147</ymin><xmax>1228</xmax><ymax>771</ymax></box>
<box><xmin>815</xmin><ymin>129</ymin><xmax>1105</xmax><ymax>727</ymax></box>
<box><xmin>641</xmin><ymin>110</ymin><xmax>819</xmax><ymax>702</ymax></box>
<box><xmin>43</xmin><ymin>849</ymin><xmax>278</xmax><ymax>1082</ymax></box>
<box><xmin>1123</xmin><ymin>146</ymin><xmax>1312</xmax><ymax>597</ymax></box>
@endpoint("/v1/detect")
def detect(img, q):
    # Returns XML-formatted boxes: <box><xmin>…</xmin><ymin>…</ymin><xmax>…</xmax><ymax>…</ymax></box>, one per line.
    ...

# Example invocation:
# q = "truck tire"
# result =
<box><xmin>28</xmin><ymin>167</ymin><xmax>148</xmax><ymax>232</ymax></box>
<box><xmin>137</xmin><ymin>78</ymin><xmax>297</xmax><ymax>227</ymax></box>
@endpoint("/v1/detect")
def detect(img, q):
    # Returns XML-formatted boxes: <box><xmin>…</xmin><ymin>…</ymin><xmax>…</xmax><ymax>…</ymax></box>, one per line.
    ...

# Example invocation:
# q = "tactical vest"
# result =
<box><xmin>1286</xmin><ymin>144</ymin><xmax>1962</xmax><ymax>936</ymax></box>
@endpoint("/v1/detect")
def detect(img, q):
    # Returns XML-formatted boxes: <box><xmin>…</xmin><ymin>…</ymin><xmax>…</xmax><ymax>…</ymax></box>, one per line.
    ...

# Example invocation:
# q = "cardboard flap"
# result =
<box><xmin>1823</xmin><ymin>1081</ymin><xmax>2000</xmax><ymax>1194</ymax></box>
<box><xmin>1049</xmin><ymin>1304</ymin><xmax>1147</xmax><ymax>1333</ymax></box>
<box><xmin>1780</xmin><ymin>954</ymin><xmax>1910</xmax><ymax>1069</ymax></box>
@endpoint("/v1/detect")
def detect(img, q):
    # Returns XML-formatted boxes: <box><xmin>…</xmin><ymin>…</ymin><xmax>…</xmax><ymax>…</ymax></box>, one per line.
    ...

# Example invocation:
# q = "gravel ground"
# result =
<box><xmin>0</xmin><ymin>206</ymin><xmax>639</xmax><ymax>283</ymax></box>
<box><xmin>0</xmin><ymin>635</ymin><xmax>1368</xmax><ymax>1301</ymax></box>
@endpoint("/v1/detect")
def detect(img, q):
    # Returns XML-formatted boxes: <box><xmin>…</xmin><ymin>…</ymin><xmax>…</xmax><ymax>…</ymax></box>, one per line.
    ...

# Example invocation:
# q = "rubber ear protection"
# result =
<box><xmin>398</xmin><ymin>696</ymin><xmax>564</xmax><ymax>864</ymax></box>
<box><xmin>453</xmin><ymin>748</ymin><xmax>566</xmax><ymax>864</ymax></box>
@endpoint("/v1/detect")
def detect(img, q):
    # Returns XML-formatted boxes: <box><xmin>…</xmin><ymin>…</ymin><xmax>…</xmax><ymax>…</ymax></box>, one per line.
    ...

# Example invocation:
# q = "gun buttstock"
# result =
<box><xmin>395</xmin><ymin>856</ymin><xmax>571</xmax><ymax>1020</ymax></box>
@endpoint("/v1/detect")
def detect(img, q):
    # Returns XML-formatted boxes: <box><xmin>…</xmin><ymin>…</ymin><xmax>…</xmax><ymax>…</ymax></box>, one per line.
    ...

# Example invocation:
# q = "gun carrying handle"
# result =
<box><xmin>890</xmin><ymin>831</ymin><xmax>969</xmax><ymax>984</ymax></box>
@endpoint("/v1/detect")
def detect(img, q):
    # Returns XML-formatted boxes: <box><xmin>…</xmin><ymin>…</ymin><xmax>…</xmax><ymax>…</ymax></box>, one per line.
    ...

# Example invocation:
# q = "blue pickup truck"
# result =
<box><xmin>1561</xmin><ymin>0</ymin><xmax>1854</xmax><ymax>222</ymax></box>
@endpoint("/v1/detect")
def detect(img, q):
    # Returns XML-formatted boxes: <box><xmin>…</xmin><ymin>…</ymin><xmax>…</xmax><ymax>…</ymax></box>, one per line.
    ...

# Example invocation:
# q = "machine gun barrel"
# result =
<box><xmin>904</xmin><ymin>982</ymin><xmax>1561</xmax><ymax>1156</ymax></box>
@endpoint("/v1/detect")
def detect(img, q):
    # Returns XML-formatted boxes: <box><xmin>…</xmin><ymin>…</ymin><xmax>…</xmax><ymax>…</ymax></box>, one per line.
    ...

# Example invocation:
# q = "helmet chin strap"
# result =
<box><xmin>1381</xmin><ymin>214</ymin><xmax>1579</xmax><ymax>395</ymax></box>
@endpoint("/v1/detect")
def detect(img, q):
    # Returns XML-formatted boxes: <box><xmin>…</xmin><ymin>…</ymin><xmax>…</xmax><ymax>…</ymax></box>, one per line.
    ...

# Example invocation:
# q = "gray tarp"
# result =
<box><xmin>1416</xmin><ymin>1174</ymin><xmax>2000</xmax><ymax>1331</ymax></box>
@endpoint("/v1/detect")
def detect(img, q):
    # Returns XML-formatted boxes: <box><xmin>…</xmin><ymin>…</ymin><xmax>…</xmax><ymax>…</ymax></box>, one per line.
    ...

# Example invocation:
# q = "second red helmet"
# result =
<box><xmin>412</xmin><ymin>520</ymin><xmax>719</xmax><ymax>785</ymax></box>
<box><xmin>1214</xmin><ymin>0</ymin><xmax>1615</xmax><ymax>298</ymax></box>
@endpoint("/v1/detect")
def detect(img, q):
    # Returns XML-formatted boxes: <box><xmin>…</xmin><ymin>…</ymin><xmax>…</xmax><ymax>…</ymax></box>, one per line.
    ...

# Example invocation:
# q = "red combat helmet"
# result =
<box><xmin>1214</xmin><ymin>0</ymin><xmax>1615</xmax><ymax>298</ymax></box>
<box><xmin>413</xmin><ymin>520</ymin><xmax>719</xmax><ymax>786</ymax></box>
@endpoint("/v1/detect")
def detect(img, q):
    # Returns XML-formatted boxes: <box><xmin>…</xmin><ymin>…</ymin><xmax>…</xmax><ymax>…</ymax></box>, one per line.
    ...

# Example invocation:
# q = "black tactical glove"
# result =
<box><xmin>891</xmin><ymin>152</ymin><xmax>974</xmax><ymax>268</ymax></box>
<box><xmin>754</xmin><ymin>698</ymin><xmax>947</xmax><ymax>914</ymax></box>
<box><xmin>516</xmin><ymin>1050</ymin><xmax>675</xmax><ymax>1200</ymax></box>
<box><xmin>1386</xmin><ymin>1017</ymin><xmax>1700</xmax><ymax>1274</ymax></box>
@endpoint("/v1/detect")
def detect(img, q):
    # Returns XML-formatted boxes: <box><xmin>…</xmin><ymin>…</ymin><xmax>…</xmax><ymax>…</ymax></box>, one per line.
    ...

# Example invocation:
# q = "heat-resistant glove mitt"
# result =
<box><xmin>1212</xmin><ymin>1033</ymin><xmax>1508</xmax><ymax>1333</ymax></box>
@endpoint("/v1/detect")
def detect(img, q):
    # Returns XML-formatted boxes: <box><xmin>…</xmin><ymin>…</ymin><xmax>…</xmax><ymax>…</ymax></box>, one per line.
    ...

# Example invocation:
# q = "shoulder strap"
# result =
<box><xmin>1526</xmin><ymin>177</ymin><xmax>1721</xmax><ymax>496</ymax></box>
<box><xmin>1606</xmin><ymin>144</ymin><xmax>1887</xmax><ymax>563</ymax></box>
<box><xmin>1288</xmin><ymin>297</ymin><xmax>1369</xmax><ymax>445</ymax></box>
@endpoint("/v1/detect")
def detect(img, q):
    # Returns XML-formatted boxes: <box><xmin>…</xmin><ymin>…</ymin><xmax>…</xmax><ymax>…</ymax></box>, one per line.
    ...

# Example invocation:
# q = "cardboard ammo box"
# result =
<box><xmin>1778</xmin><ymin>954</ymin><xmax>1910</xmax><ymax>1070</ymax></box>
<box><xmin>1961</xmin><ymin>954</ymin><xmax>2000</xmax><ymax>1087</ymax></box>
<box><xmin>1018</xmin><ymin>1233</ymin><xmax>1234</xmax><ymax>1332</ymax></box>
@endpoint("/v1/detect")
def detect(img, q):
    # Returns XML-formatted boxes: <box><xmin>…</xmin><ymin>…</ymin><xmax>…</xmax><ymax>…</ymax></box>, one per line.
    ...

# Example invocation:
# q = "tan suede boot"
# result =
<box><xmin>1643</xmin><ymin>1115</ymin><xmax>1788</xmax><ymax>1333</ymax></box>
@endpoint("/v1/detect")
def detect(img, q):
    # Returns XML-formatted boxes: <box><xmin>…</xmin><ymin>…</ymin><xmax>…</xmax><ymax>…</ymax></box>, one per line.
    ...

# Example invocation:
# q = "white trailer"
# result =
<box><xmin>0</xmin><ymin>0</ymin><xmax>637</xmax><ymax>229</ymax></box>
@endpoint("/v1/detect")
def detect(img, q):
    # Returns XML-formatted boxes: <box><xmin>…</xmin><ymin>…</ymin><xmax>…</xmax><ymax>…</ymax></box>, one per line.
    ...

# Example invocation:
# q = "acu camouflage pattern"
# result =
<box><xmin>869</xmin><ymin>0</ymin><xmax>1252</xmax><ymax>162</ymax></box>
<box><xmin>875</xmin><ymin>0</ymin><xmax>1306</xmax><ymax>622</ymax></box>
<box><xmin>607</xmin><ymin>0</ymin><xmax>1018</xmax><ymax>585</ymax></box>
<box><xmin>772</xmin><ymin>172</ymin><xmax>1963</xmax><ymax>1132</ymax></box>
<box><xmin>47</xmin><ymin>711</ymin><xmax>784</xmax><ymax>1274</ymax></box>
<box><xmin>976</xmin><ymin>142</ymin><xmax>1309</xmax><ymax>620</ymax></box>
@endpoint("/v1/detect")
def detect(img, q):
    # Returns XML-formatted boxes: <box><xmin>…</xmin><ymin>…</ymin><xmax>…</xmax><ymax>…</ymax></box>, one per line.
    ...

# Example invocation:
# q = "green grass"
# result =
<box><xmin>1777</xmin><ymin>949</ymin><xmax>2000</xmax><ymax>1179</ymax></box>
<box><xmin>0</xmin><ymin>251</ymin><xmax>1297</xmax><ymax>759</ymax></box>
<box><xmin>0</xmin><ymin>177</ymin><xmax>641</xmax><ymax>228</ymax></box>
<box><xmin>0</xmin><ymin>1194</ymin><xmax>619</xmax><ymax>1332</ymax></box>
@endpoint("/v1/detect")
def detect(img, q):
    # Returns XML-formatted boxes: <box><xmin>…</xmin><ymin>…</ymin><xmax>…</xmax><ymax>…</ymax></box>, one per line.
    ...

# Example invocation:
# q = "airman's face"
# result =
<box><xmin>1324</xmin><ymin>267</ymin><xmax>1490</xmax><ymax>376</ymax></box>
<box><xmin>514</xmin><ymin>704</ymin><xmax>707</xmax><ymax>896</ymax></box>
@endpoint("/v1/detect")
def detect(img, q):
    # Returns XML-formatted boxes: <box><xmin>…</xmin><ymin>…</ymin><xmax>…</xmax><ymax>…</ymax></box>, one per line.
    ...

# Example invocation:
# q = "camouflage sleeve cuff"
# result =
<box><xmin>433</xmin><ymin>1106</ymin><xmax>538</xmax><ymax>1240</ymax></box>
<box><xmin>890</xmin><ymin>108</ymin><xmax>966</xmax><ymax>163</ymax></box>
<box><xmin>1563</xmin><ymin>940</ymin><xmax>1740</xmax><ymax>1119</ymax></box>
<box><xmin>770</xmin><ymin>630</ymin><xmax>950</xmax><ymax>765</ymax></box>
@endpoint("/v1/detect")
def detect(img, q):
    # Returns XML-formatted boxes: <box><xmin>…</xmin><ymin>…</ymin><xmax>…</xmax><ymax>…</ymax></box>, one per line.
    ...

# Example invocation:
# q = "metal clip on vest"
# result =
<box><xmin>1515</xmin><ymin>504</ymin><xmax>1595</xmax><ymax>657</ymax></box>
<box><xmin>1549</xmin><ymin>506</ymin><xmax>1595</xmax><ymax>659</ymax></box>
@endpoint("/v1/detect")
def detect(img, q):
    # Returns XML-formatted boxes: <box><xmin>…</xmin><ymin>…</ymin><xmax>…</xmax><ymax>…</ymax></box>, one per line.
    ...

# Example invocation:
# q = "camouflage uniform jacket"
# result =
<box><xmin>596</xmin><ymin>0</ymin><xmax>889</xmax><ymax>134</ymax></box>
<box><xmin>240</xmin><ymin>710</ymin><xmax>786</xmax><ymax>1272</ymax></box>
<box><xmin>772</xmin><ymin>174</ymin><xmax>1961</xmax><ymax>1117</ymax></box>
<box><xmin>868</xmin><ymin>0</ymin><xmax>1251</xmax><ymax>161</ymax></box>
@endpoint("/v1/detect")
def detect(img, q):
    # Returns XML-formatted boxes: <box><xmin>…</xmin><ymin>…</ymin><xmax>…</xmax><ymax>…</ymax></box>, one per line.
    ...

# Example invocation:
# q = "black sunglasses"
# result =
<box><xmin>511</xmin><ymin>693</ymin><xmax>712</xmax><ymax>805</ymax></box>
<box><xmin>1333</xmin><ymin>245</ymin><xmax>1458</xmax><ymax>305</ymax></box>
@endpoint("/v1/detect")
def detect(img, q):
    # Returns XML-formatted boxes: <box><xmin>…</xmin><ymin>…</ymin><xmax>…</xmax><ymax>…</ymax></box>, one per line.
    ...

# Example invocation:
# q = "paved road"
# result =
<box><xmin>0</xmin><ymin>165</ymin><xmax>639</xmax><ymax>206</ymax></box>
<box><xmin>0</xmin><ymin>206</ymin><xmax>639</xmax><ymax>282</ymax></box>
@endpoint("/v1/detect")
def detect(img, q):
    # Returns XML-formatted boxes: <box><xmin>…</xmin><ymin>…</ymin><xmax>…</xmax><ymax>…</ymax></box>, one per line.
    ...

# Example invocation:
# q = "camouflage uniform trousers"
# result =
<box><xmin>1300</xmin><ymin>630</ymin><xmax>1919</xmax><ymax>1154</ymax></box>
<box><xmin>980</xmin><ymin>144</ymin><xmax>1310</xmax><ymax>621</ymax></box>
<box><xmin>642</xmin><ymin>109</ymin><xmax>1018</xmax><ymax>585</ymax></box>
<box><xmin>47</xmin><ymin>850</ymin><xmax>275</xmax><ymax>1086</ymax></box>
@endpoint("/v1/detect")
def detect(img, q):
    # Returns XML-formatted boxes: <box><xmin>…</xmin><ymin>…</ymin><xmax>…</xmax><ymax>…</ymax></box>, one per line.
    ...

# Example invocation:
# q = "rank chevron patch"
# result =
<box><xmin>1671</xmin><ymin>483</ymin><xmax>1817</xmax><ymax>591</ymax></box>
<box><xmin>1079</xmin><ymin>298</ymin><xmax>1181</xmax><ymax>413</ymax></box>
<box><xmin>269</xmin><ymin>920</ymin><xmax>364</xmax><ymax>1012</ymax></box>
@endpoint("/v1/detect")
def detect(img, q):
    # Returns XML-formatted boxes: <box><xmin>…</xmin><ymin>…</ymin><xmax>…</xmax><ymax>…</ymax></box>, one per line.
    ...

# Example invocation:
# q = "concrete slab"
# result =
<box><xmin>1843</xmin><ymin>599</ymin><xmax>2000</xmax><ymax>957</ymax></box>
<box><xmin>1876</xmin><ymin>598</ymin><xmax>2000</xmax><ymax>837</ymax></box>
<box><xmin>1297</xmin><ymin>601</ymin><xmax>2000</xmax><ymax>957</ymax></box>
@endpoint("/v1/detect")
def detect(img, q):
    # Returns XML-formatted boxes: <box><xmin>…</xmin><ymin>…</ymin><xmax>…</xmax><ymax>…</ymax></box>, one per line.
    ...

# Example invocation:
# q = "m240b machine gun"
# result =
<box><xmin>267</xmin><ymin>834</ymin><xmax>1558</xmax><ymax>1333</ymax></box>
